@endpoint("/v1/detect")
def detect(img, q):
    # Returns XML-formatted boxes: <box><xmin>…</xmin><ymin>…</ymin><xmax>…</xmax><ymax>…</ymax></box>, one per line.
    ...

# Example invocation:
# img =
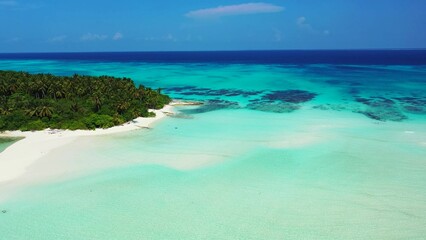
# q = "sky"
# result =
<box><xmin>0</xmin><ymin>0</ymin><xmax>425</xmax><ymax>52</ymax></box>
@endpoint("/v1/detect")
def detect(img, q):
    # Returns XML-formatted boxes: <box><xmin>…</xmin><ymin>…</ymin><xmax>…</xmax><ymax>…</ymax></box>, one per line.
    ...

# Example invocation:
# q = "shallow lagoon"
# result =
<box><xmin>0</xmin><ymin>137</ymin><xmax>22</xmax><ymax>153</ymax></box>
<box><xmin>0</xmin><ymin>57</ymin><xmax>425</xmax><ymax>239</ymax></box>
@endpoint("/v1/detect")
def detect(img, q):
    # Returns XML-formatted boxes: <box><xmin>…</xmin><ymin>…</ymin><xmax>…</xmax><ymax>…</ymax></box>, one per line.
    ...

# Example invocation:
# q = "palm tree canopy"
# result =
<box><xmin>0</xmin><ymin>70</ymin><xmax>171</xmax><ymax>131</ymax></box>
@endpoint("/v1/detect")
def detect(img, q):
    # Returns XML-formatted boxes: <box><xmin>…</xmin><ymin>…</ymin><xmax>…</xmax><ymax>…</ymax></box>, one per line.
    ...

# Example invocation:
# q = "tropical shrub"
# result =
<box><xmin>0</xmin><ymin>71</ymin><xmax>171</xmax><ymax>131</ymax></box>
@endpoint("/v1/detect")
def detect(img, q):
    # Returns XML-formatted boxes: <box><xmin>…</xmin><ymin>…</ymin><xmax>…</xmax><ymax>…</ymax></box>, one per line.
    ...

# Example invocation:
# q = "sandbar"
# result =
<box><xmin>0</xmin><ymin>105</ymin><xmax>174</xmax><ymax>183</ymax></box>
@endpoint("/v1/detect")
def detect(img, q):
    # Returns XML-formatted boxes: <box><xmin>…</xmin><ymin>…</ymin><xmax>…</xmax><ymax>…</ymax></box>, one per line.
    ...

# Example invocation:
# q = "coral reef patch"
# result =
<box><xmin>261</xmin><ymin>90</ymin><xmax>317</xmax><ymax>103</ymax></box>
<box><xmin>180</xmin><ymin>100</ymin><xmax>240</xmax><ymax>114</ymax></box>
<box><xmin>354</xmin><ymin>96</ymin><xmax>407</xmax><ymax>121</ymax></box>
<box><xmin>247</xmin><ymin>102</ymin><xmax>300</xmax><ymax>113</ymax></box>
<box><xmin>164</xmin><ymin>86</ymin><xmax>263</xmax><ymax>97</ymax></box>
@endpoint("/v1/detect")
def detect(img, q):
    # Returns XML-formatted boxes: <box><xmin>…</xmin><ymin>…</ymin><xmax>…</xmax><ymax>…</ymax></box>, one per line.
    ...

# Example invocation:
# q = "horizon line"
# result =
<box><xmin>1</xmin><ymin>48</ymin><xmax>426</xmax><ymax>55</ymax></box>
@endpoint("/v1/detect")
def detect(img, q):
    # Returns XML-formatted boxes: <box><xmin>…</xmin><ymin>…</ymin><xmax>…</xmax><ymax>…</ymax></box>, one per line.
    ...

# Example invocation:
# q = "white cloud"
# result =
<box><xmin>112</xmin><ymin>32</ymin><xmax>123</xmax><ymax>40</ymax></box>
<box><xmin>144</xmin><ymin>34</ymin><xmax>177</xmax><ymax>42</ymax></box>
<box><xmin>49</xmin><ymin>35</ymin><xmax>67</xmax><ymax>43</ymax></box>
<box><xmin>165</xmin><ymin>34</ymin><xmax>177</xmax><ymax>41</ymax></box>
<box><xmin>297</xmin><ymin>16</ymin><xmax>312</xmax><ymax>30</ymax></box>
<box><xmin>186</xmin><ymin>2</ymin><xmax>284</xmax><ymax>19</ymax></box>
<box><xmin>297</xmin><ymin>16</ymin><xmax>306</xmax><ymax>26</ymax></box>
<box><xmin>297</xmin><ymin>16</ymin><xmax>329</xmax><ymax>36</ymax></box>
<box><xmin>81</xmin><ymin>33</ymin><xmax>108</xmax><ymax>41</ymax></box>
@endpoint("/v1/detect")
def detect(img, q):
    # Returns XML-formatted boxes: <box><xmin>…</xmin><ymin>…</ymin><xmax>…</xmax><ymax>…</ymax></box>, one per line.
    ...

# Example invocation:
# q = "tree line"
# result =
<box><xmin>0</xmin><ymin>70</ymin><xmax>171</xmax><ymax>131</ymax></box>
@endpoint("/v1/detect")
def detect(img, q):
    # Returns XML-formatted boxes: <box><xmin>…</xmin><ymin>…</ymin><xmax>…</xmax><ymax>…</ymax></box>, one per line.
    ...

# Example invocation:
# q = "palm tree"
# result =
<box><xmin>25</xmin><ymin>108</ymin><xmax>38</xmax><ymax>117</ymax></box>
<box><xmin>0</xmin><ymin>107</ymin><xmax>11</xmax><ymax>115</ymax></box>
<box><xmin>70</xmin><ymin>101</ymin><xmax>81</xmax><ymax>113</ymax></box>
<box><xmin>0</xmin><ymin>82</ymin><xmax>8</xmax><ymax>96</ymax></box>
<box><xmin>92</xmin><ymin>94</ymin><xmax>102</xmax><ymax>112</ymax></box>
<box><xmin>38</xmin><ymin>106</ymin><xmax>53</xmax><ymax>118</ymax></box>
<box><xmin>0</xmin><ymin>70</ymin><xmax>171</xmax><ymax>131</ymax></box>
<box><xmin>26</xmin><ymin>106</ymin><xmax>53</xmax><ymax>118</ymax></box>
<box><xmin>116</xmin><ymin>101</ymin><xmax>130</xmax><ymax>114</ymax></box>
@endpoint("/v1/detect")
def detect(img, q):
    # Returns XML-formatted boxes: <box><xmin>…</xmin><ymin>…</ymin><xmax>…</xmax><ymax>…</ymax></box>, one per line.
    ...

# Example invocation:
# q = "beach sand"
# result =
<box><xmin>0</xmin><ymin>105</ymin><xmax>174</xmax><ymax>184</ymax></box>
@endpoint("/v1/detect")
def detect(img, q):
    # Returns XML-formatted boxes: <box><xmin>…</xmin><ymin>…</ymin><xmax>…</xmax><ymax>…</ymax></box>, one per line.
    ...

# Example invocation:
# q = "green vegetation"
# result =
<box><xmin>0</xmin><ymin>70</ymin><xmax>171</xmax><ymax>131</ymax></box>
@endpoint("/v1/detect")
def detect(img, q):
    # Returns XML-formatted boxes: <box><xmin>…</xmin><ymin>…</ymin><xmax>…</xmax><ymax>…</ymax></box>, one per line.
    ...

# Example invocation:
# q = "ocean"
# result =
<box><xmin>0</xmin><ymin>50</ymin><xmax>425</xmax><ymax>239</ymax></box>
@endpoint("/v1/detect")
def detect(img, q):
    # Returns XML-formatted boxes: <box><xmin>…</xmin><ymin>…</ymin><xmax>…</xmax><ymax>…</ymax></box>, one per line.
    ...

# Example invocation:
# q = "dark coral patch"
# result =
<box><xmin>357</xmin><ymin>109</ymin><xmax>407</xmax><ymax>122</ymax></box>
<box><xmin>164</xmin><ymin>86</ymin><xmax>263</xmax><ymax>98</ymax></box>
<box><xmin>402</xmin><ymin>105</ymin><xmax>426</xmax><ymax>114</ymax></box>
<box><xmin>245</xmin><ymin>89</ymin><xmax>317</xmax><ymax>113</ymax></box>
<box><xmin>353</xmin><ymin>94</ymin><xmax>426</xmax><ymax>121</ymax></box>
<box><xmin>394</xmin><ymin>97</ymin><xmax>425</xmax><ymax>105</ymax></box>
<box><xmin>247</xmin><ymin>102</ymin><xmax>300</xmax><ymax>113</ymax></box>
<box><xmin>394</xmin><ymin>97</ymin><xmax>426</xmax><ymax>114</ymax></box>
<box><xmin>261</xmin><ymin>90</ymin><xmax>317</xmax><ymax>103</ymax></box>
<box><xmin>355</xmin><ymin>97</ymin><xmax>395</xmax><ymax>107</ymax></box>
<box><xmin>312</xmin><ymin>104</ymin><xmax>347</xmax><ymax>111</ymax></box>
<box><xmin>180</xmin><ymin>100</ymin><xmax>240</xmax><ymax>114</ymax></box>
<box><xmin>354</xmin><ymin>96</ymin><xmax>408</xmax><ymax>121</ymax></box>
<box><xmin>164</xmin><ymin>86</ymin><xmax>198</xmax><ymax>93</ymax></box>
<box><xmin>355</xmin><ymin>97</ymin><xmax>370</xmax><ymax>105</ymax></box>
<box><xmin>348</xmin><ymin>88</ymin><xmax>360</xmax><ymax>95</ymax></box>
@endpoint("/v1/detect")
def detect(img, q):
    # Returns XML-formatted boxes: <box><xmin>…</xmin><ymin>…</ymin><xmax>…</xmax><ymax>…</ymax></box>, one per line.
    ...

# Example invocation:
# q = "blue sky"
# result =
<box><xmin>1</xmin><ymin>0</ymin><xmax>425</xmax><ymax>52</ymax></box>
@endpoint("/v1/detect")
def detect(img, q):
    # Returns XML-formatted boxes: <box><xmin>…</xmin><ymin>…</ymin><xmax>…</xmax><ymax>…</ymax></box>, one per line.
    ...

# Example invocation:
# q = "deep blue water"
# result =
<box><xmin>0</xmin><ymin>50</ymin><xmax>425</xmax><ymax>65</ymax></box>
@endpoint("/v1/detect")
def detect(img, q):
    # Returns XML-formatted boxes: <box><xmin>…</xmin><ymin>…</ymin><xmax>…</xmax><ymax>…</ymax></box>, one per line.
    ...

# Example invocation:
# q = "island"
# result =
<box><xmin>0</xmin><ymin>70</ymin><xmax>175</xmax><ymax>183</ymax></box>
<box><xmin>0</xmin><ymin>70</ymin><xmax>171</xmax><ymax>131</ymax></box>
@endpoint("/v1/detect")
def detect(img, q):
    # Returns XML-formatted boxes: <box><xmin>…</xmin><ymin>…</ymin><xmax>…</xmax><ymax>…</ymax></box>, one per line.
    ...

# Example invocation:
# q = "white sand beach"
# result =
<box><xmin>0</xmin><ymin>105</ymin><xmax>174</xmax><ymax>184</ymax></box>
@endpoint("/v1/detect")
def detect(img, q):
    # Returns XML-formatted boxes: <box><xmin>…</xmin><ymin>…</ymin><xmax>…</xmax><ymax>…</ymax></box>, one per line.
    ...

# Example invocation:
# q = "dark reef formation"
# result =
<box><xmin>164</xmin><ymin>86</ymin><xmax>263</xmax><ymax>97</ymax></box>
<box><xmin>351</xmin><ymin>96</ymin><xmax>405</xmax><ymax>121</ymax></box>
<box><xmin>179</xmin><ymin>100</ymin><xmax>240</xmax><ymax>114</ymax></box>
<box><xmin>247</xmin><ymin>101</ymin><xmax>300</xmax><ymax>113</ymax></box>
<box><xmin>312</xmin><ymin>104</ymin><xmax>348</xmax><ymax>112</ymax></box>
<box><xmin>261</xmin><ymin>90</ymin><xmax>317</xmax><ymax>103</ymax></box>
<box><xmin>394</xmin><ymin>97</ymin><xmax>426</xmax><ymax>114</ymax></box>
<box><xmin>352</xmin><ymin>95</ymin><xmax>426</xmax><ymax>121</ymax></box>
<box><xmin>166</xmin><ymin>84</ymin><xmax>425</xmax><ymax>121</ymax></box>
<box><xmin>166</xmin><ymin>86</ymin><xmax>318</xmax><ymax>114</ymax></box>
<box><xmin>247</xmin><ymin>90</ymin><xmax>317</xmax><ymax>113</ymax></box>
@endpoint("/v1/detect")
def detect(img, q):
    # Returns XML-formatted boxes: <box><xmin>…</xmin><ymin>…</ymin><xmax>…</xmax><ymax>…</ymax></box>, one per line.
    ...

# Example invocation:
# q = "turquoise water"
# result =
<box><xmin>0</xmin><ymin>137</ymin><xmax>21</xmax><ymax>153</ymax></box>
<box><xmin>0</xmin><ymin>59</ymin><xmax>426</xmax><ymax>239</ymax></box>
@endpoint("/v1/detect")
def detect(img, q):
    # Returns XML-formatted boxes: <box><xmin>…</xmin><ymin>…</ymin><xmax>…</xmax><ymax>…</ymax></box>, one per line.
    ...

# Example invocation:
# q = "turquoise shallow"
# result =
<box><xmin>0</xmin><ymin>137</ymin><xmax>21</xmax><ymax>153</ymax></box>
<box><xmin>0</xmin><ymin>51</ymin><xmax>425</xmax><ymax>239</ymax></box>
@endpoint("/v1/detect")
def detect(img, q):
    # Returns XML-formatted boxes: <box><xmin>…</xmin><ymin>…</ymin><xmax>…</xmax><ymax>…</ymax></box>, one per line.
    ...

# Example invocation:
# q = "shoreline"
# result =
<box><xmin>0</xmin><ymin>105</ymin><xmax>174</xmax><ymax>184</ymax></box>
